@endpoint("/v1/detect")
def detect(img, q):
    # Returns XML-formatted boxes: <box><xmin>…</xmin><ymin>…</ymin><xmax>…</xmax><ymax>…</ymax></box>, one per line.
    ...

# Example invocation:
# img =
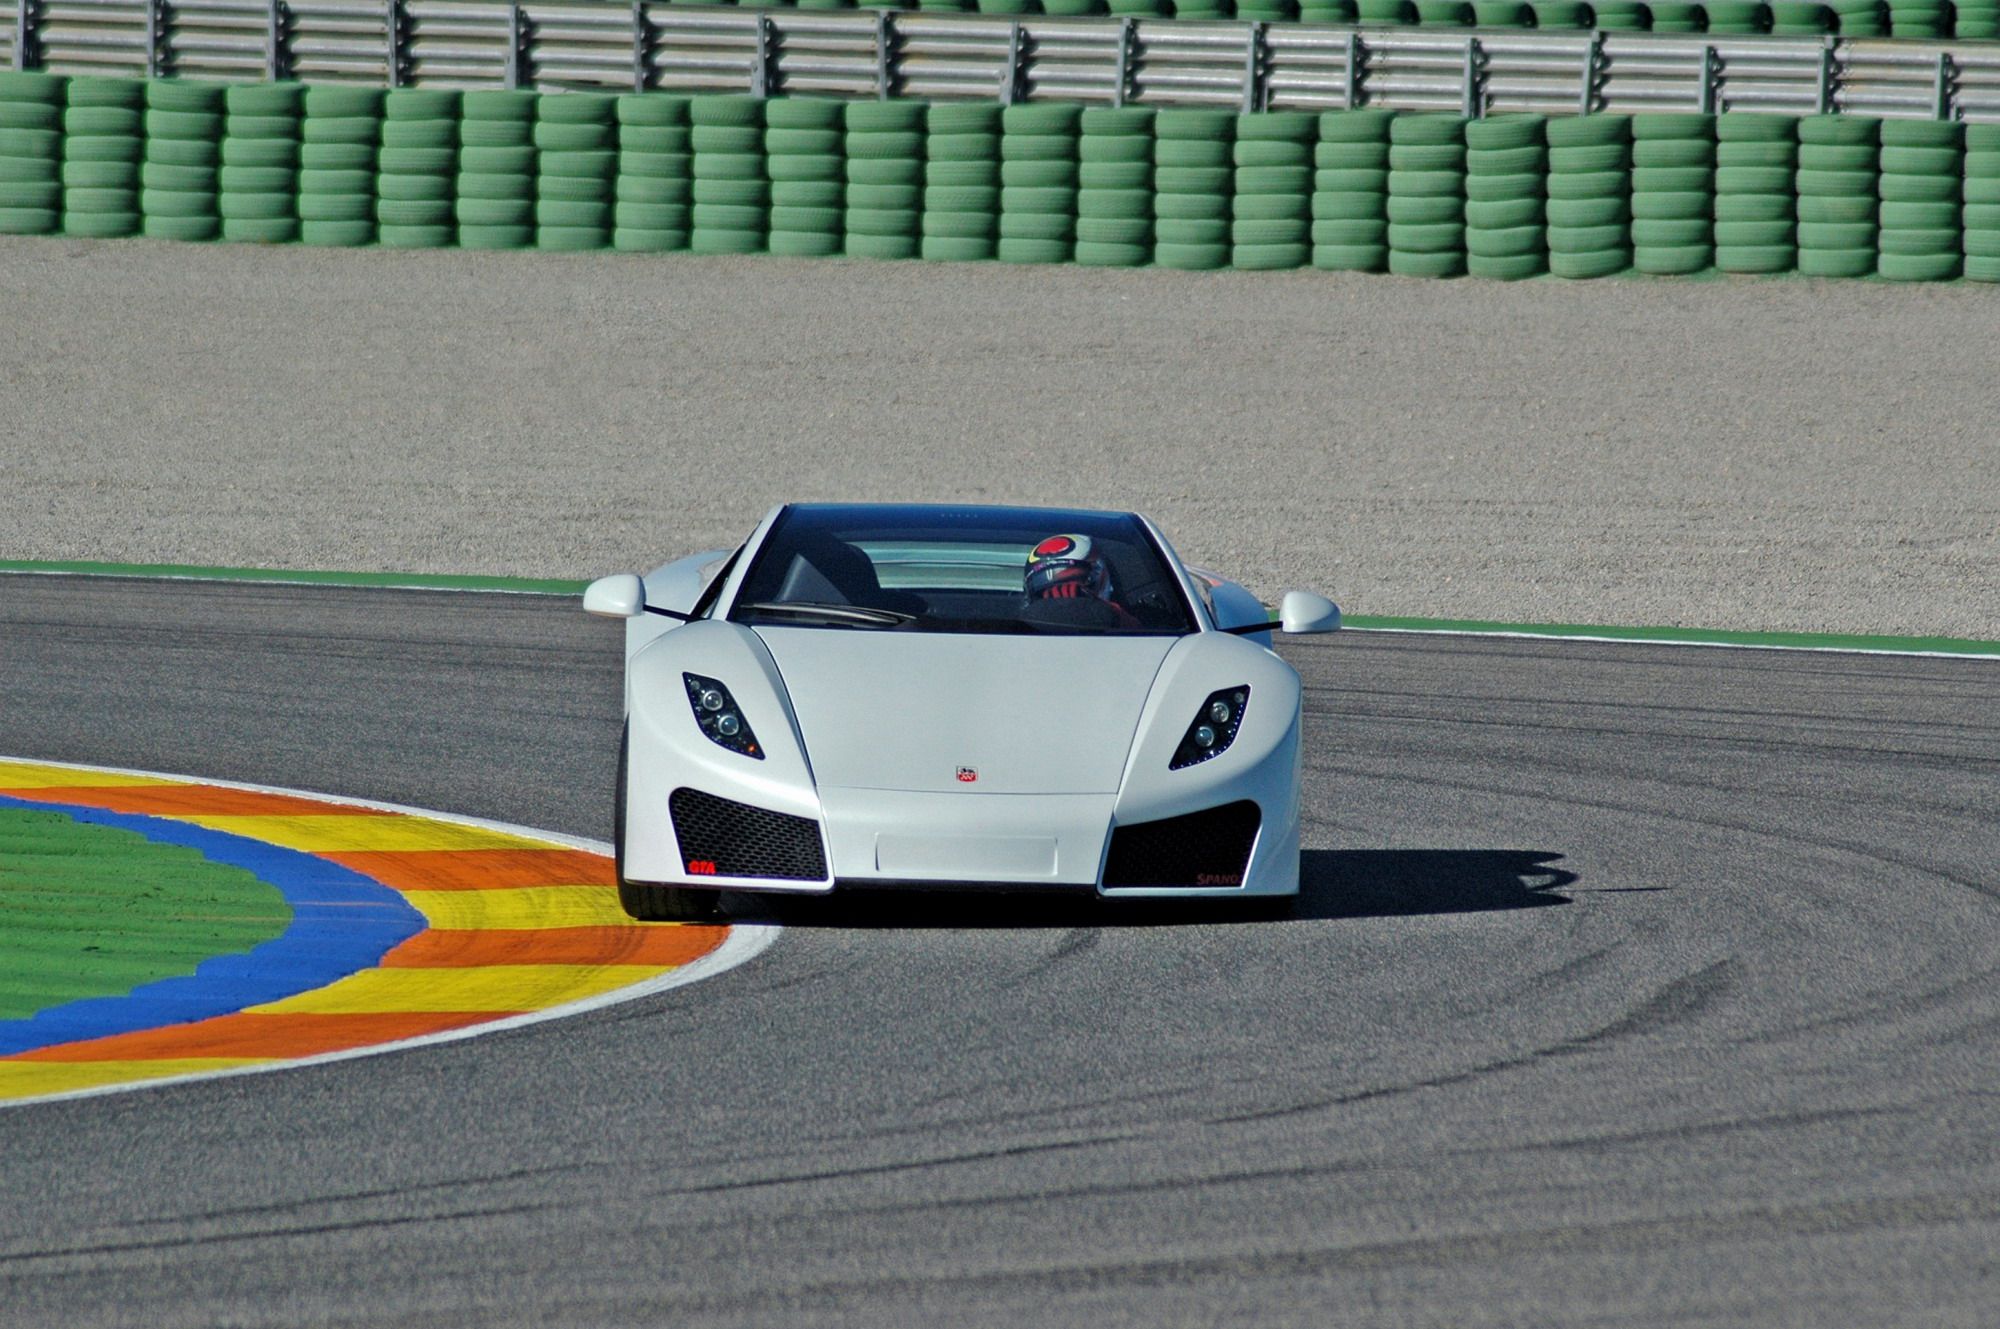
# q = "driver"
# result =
<box><xmin>1024</xmin><ymin>534</ymin><xmax>1141</xmax><ymax>628</ymax></box>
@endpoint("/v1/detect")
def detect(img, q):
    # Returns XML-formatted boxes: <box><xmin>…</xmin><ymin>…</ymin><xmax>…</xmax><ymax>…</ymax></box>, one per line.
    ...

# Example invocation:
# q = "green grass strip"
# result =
<box><xmin>1342</xmin><ymin>615</ymin><xmax>2000</xmax><ymax>658</ymax></box>
<box><xmin>0</xmin><ymin>807</ymin><xmax>293</xmax><ymax>1020</ymax></box>
<box><xmin>2</xmin><ymin>558</ymin><xmax>1994</xmax><ymax>657</ymax></box>
<box><xmin>0</xmin><ymin>558</ymin><xmax>584</xmax><ymax>595</ymax></box>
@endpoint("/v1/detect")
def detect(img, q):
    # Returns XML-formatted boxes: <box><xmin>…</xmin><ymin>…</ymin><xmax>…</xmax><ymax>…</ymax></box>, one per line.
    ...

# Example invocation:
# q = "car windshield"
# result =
<box><xmin>727</xmin><ymin>506</ymin><xmax>1199</xmax><ymax>637</ymax></box>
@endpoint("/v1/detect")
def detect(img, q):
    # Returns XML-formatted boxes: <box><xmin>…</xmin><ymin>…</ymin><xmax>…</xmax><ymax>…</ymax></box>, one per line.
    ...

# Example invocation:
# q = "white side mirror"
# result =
<box><xmin>583</xmin><ymin>573</ymin><xmax>646</xmax><ymax>619</ymax></box>
<box><xmin>1279</xmin><ymin>590</ymin><xmax>1341</xmax><ymax>634</ymax></box>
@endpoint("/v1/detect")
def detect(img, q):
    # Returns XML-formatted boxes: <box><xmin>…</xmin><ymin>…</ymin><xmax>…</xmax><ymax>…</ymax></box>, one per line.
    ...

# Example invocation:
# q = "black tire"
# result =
<box><xmin>614</xmin><ymin>721</ymin><xmax>724</xmax><ymax>923</ymax></box>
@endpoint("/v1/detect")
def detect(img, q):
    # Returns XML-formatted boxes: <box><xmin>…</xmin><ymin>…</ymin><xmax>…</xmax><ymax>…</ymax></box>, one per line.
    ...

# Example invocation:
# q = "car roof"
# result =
<box><xmin>780</xmin><ymin>502</ymin><xmax>1141</xmax><ymax>528</ymax></box>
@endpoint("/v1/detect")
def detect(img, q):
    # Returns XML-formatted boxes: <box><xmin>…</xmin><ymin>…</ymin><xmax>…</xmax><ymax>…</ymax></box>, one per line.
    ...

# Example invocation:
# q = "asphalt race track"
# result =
<box><xmin>2</xmin><ymin>576</ymin><xmax>1996</xmax><ymax>1327</ymax></box>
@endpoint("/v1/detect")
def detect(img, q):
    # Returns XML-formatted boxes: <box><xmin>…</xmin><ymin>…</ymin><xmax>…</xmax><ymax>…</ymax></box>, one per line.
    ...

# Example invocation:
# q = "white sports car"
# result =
<box><xmin>584</xmin><ymin>503</ymin><xmax>1339</xmax><ymax>920</ymax></box>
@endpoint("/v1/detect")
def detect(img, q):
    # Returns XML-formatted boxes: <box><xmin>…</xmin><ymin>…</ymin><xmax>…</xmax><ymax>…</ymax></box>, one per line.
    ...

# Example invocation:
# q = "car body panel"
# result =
<box><xmin>607</xmin><ymin>503</ymin><xmax>1327</xmax><ymax>901</ymax></box>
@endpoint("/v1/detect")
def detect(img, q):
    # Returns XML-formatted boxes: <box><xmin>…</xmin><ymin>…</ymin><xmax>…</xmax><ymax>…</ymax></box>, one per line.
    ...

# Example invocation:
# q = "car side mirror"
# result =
<box><xmin>1279</xmin><ymin>590</ymin><xmax>1341</xmax><ymax>634</ymax></box>
<box><xmin>583</xmin><ymin>573</ymin><xmax>646</xmax><ymax>619</ymax></box>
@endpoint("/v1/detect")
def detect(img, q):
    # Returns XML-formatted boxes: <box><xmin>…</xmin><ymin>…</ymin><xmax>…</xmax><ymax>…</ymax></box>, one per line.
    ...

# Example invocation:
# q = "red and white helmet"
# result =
<box><xmin>1024</xmin><ymin>533</ymin><xmax>1111</xmax><ymax>601</ymax></box>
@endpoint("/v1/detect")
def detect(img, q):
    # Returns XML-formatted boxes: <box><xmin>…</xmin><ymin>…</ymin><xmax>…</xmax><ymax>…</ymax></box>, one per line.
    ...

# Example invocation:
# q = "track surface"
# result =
<box><xmin>2</xmin><ymin>577</ymin><xmax>1997</xmax><ymax>1326</ymax></box>
<box><xmin>5</xmin><ymin>236</ymin><xmax>1999</xmax><ymax>637</ymax></box>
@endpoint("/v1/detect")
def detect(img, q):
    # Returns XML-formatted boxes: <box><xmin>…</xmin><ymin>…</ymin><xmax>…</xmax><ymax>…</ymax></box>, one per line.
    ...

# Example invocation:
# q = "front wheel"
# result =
<box><xmin>615</xmin><ymin>720</ymin><xmax>724</xmax><ymax>923</ymax></box>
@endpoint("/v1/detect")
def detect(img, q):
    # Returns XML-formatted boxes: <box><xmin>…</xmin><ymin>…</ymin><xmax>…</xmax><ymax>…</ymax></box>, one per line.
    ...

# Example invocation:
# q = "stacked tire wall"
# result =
<box><xmin>1796</xmin><ymin>112</ymin><xmax>1878</xmax><ymax>278</ymax></box>
<box><xmin>0</xmin><ymin>73</ymin><xmax>65</xmax><ymax>237</ymax></box>
<box><xmin>1631</xmin><ymin>113</ymin><xmax>1714</xmax><ymax>275</ymax></box>
<box><xmin>298</xmin><ymin>85</ymin><xmax>381</xmax><ymax>247</ymax></box>
<box><xmin>6</xmin><ymin>70</ymin><xmax>2000</xmax><ymax>285</ymax></box>
<box><xmin>1464</xmin><ymin>113</ymin><xmax>1547</xmax><ymax>281</ymax></box>
<box><xmin>764</xmin><ymin>97</ymin><xmax>842</xmax><ymax>258</ymax></box>
<box><xmin>219</xmin><ymin>81</ymin><xmax>303</xmax><ymax>244</ymax></box>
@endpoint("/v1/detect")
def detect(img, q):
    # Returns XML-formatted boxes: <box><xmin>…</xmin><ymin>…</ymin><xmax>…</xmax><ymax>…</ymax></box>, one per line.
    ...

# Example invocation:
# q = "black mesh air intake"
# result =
<box><xmin>1102</xmin><ymin>801</ymin><xmax>1261</xmax><ymax>888</ymax></box>
<box><xmin>668</xmin><ymin>788</ymin><xmax>828</xmax><ymax>881</ymax></box>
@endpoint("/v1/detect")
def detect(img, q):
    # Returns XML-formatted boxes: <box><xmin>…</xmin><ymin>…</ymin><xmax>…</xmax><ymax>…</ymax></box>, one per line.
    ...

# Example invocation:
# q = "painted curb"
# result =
<box><xmin>0</xmin><ymin>757</ymin><xmax>779</xmax><ymax>1111</ymax></box>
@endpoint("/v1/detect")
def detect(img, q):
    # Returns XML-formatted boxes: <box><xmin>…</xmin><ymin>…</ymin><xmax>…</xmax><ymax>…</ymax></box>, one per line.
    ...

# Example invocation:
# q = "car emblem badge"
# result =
<box><xmin>956</xmin><ymin>766</ymin><xmax>978</xmax><ymax>784</ymax></box>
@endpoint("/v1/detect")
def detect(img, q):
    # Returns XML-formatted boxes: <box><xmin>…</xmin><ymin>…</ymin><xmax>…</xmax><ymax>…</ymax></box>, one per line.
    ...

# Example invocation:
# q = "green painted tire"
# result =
<box><xmin>377</xmin><ymin>223</ymin><xmax>454</xmax><ymax>248</ymax></box>
<box><xmin>767</xmin><ymin>230</ymin><xmax>843</xmax><ymax>257</ymax></box>
<box><xmin>1464</xmin><ymin>172</ymin><xmax>1545</xmax><ymax>202</ymax></box>
<box><xmin>301</xmin><ymin>115</ymin><xmax>383</xmax><ymax>147</ymax></box>
<box><xmin>1000</xmin><ymin>104</ymin><xmax>1084</xmax><ymax>136</ymax></box>
<box><xmin>460</xmin><ymin>121</ymin><xmax>533</xmax><ymax>149</ymax></box>
<box><xmin>1465</xmin><ymin>197</ymin><xmax>1542</xmax><ymax>229</ymax></box>
<box><xmin>456</xmin><ymin>197</ymin><xmax>534</xmax><ymax>225</ymax></box>
<box><xmin>1389</xmin><ymin>115</ymin><xmax>1464</xmax><ymax>148</ymax></box>
<box><xmin>1312</xmin><ymin>218</ymin><xmax>1389</xmax><ymax>244</ymax></box>
<box><xmin>1714</xmin><ymin>244</ymin><xmax>1795</xmax><ymax>272</ymax></box>
<box><xmin>1314</xmin><ymin>193</ymin><xmax>1389</xmax><ymax>221</ymax></box>
<box><xmin>1154</xmin><ymin>241</ymin><xmax>1231</xmax><ymax>269</ymax></box>
<box><xmin>1155</xmin><ymin>218</ymin><xmax>1230</xmax><ymax>244</ymax></box>
<box><xmin>300</xmin><ymin>143</ymin><xmax>376</xmax><ymax>172</ymax></box>
<box><xmin>692</xmin><ymin>178</ymin><xmax>770</xmax><ymax>207</ymax></box>
<box><xmin>692</xmin><ymin>152</ymin><xmax>766</xmax><ymax>182</ymax></box>
<box><xmin>1072</xmin><ymin>240</ymin><xmax>1149</xmax><ymax>267</ymax></box>
<box><xmin>618</xmin><ymin>95</ymin><xmax>689</xmax><ymax>129</ymax></box>
<box><xmin>457</xmin><ymin>224</ymin><xmax>534</xmax><ymax>249</ymax></box>
<box><xmin>0</xmin><ymin>206</ymin><xmax>58</xmax><ymax>233</ymax></box>
<box><xmin>62</xmin><ymin>186</ymin><xmax>139</xmax><ymax>213</ymax></box>
<box><xmin>927</xmin><ymin>133</ymin><xmax>1001</xmax><ymax>163</ymax></box>
<box><xmin>1714</xmin><ymin>194</ymin><xmax>1793</xmax><ymax>222</ymax></box>
<box><xmin>1387</xmin><ymin>249</ymin><xmax>1466</xmax><ymax>276</ymax></box>
<box><xmin>1632</xmin><ymin>140</ymin><xmax>1713</xmax><ymax>169</ymax></box>
<box><xmin>1797</xmin><ymin>195</ymin><xmax>1876</xmax><ymax>224</ymax></box>
<box><xmin>1467</xmin><ymin>251</ymin><xmax>1546</xmax><ymax>280</ymax></box>
<box><xmin>1466</xmin><ymin>223</ymin><xmax>1545</xmax><ymax>257</ymax></box>
<box><xmin>60</xmin><ymin>161</ymin><xmax>137</xmax><ymax>189</ymax></box>
<box><xmin>921</xmin><ymin>235</ymin><xmax>997</xmax><ymax>261</ymax></box>
<box><xmin>219</xmin><ymin>216</ymin><xmax>298</xmax><ymax>243</ymax></box>
<box><xmin>378</xmin><ymin>147</ymin><xmax>457</xmax><ymax>175</ymax></box>
<box><xmin>61</xmin><ymin>211</ymin><xmax>140</xmax><ymax>237</ymax></box>
<box><xmin>1631</xmin><ymin>218</ymin><xmax>1711</xmax><ymax>246</ymax></box>
<box><xmin>1000</xmin><ymin>160</ymin><xmax>1078</xmax><ymax>189</ymax></box>
<box><xmin>1545</xmin><ymin>170</ymin><xmax>1628</xmax><ymax>200</ymax></box>
<box><xmin>298</xmin><ymin>219</ymin><xmax>374</xmax><ymax>245</ymax></box>
<box><xmin>536</xmin><ymin>225</ymin><xmax>611</xmax><ymax>252</ymax></box>
<box><xmin>1632</xmin><ymin>166</ymin><xmax>1714</xmax><ymax>193</ymax></box>
<box><xmin>770</xmin><ymin>180</ymin><xmax>839</xmax><ymax>208</ymax></box>
<box><xmin>1875</xmin><ymin>251</ymin><xmax>1958</xmax><ymax>281</ymax></box>
<box><xmin>1464</xmin><ymin>116</ymin><xmax>1544</xmax><ymax>152</ymax></box>
<box><xmin>1545</xmin><ymin>116</ymin><xmax>1631</xmax><ymax>149</ymax></box>
<box><xmin>138</xmin><ymin>187</ymin><xmax>217</xmax><ymax>219</ymax></box>
<box><xmin>1081</xmin><ymin>162</ymin><xmax>1152</xmax><ymax>190</ymax></box>
<box><xmin>995</xmin><ymin>237</ymin><xmax>1071</xmax><ymax>263</ymax></box>
<box><xmin>769</xmin><ymin>155</ymin><xmax>842</xmax><ymax>183</ymax></box>
<box><xmin>538</xmin><ymin>199</ymin><xmax>613</xmax><ymax>228</ymax></box>
<box><xmin>1714</xmin><ymin>220</ymin><xmax>1794</xmax><ymax>245</ymax></box>
<box><xmin>377</xmin><ymin>198</ymin><xmax>452</xmax><ymax>226</ymax></box>
<box><xmin>1631</xmin><ymin>191</ymin><xmax>1710</xmax><ymax>220</ymax></box>
<box><xmin>1547</xmin><ymin>247</ymin><xmax>1631</xmax><ymax>278</ymax></box>
<box><xmin>217</xmin><ymin>192</ymin><xmax>293</xmax><ymax>221</ymax></box>
<box><xmin>617</xmin><ymin>201</ymin><xmax>692</xmax><ymax>230</ymax></box>
<box><xmin>928</xmin><ymin>104</ymin><xmax>1003</xmax><ymax>135</ymax></box>
<box><xmin>1632</xmin><ymin>244</ymin><xmax>1712</xmax><ymax>274</ymax></box>
<box><xmin>1311</xmin><ymin>243</ymin><xmax>1388</xmax><ymax>271</ymax></box>
<box><xmin>621</xmin><ymin>127</ymin><xmax>690</xmax><ymax>155</ymax></box>
<box><xmin>297</xmin><ymin>194</ymin><xmax>374</xmax><ymax>223</ymax></box>
<box><xmin>613</xmin><ymin>227</ymin><xmax>690</xmax><ymax>252</ymax></box>
<box><xmin>1386</xmin><ymin>195</ymin><xmax>1463</xmax><ymax>225</ymax></box>
<box><xmin>65</xmin><ymin>77</ymin><xmax>145</xmax><ymax>109</ymax></box>
<box><xmin>1632</xmin><ymin>113</ymin><xmax>1714</xmax><ymax>141</ymax></box>
<box><xmin>1387</xmin><ymin>221</ymin><xmax>1464</xmax><ymax>253</ymax></box>
<box><xmin>1467</xmin><ymin>146</ymin><xmax>1546</xmax><ymax>176</ymax></box>
<box><xmin>1545</xmin><ymin>197</ymin><xmax>1628</xmax><ymax>227</ymax></box>
<box><xmin>921</xmin><ymin>211</ymin><xmax>997</xmax><ymax>239</ymax></box>
<box><xmin>1387</xmin><ymin>169</ymin><xmax>1465</xmax><ymax>198</ymax></box>
<box><xmin>1795</xmin><ymin>248</ymin><xmax>1876</xmax><ymax>277</ymax></box>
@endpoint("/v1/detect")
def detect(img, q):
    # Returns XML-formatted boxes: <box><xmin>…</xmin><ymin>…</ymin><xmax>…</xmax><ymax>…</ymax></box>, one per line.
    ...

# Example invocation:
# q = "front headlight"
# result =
<box><xmin>1171</xmin><ymin>686</ymin><xmax>1249</xmax><ymax>770</ymax></box>
<box><xmin>684</xmin><ymin>672</ymin><xmax>763</xmax><ymax>759</ymax></box>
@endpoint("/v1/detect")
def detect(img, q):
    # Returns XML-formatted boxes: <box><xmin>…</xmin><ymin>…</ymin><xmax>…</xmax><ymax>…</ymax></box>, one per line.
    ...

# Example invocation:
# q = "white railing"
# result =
<box><xmin>6</xmin><ymin>1</ymin><xmax>1997</xmax><ymax>121</ymax></box>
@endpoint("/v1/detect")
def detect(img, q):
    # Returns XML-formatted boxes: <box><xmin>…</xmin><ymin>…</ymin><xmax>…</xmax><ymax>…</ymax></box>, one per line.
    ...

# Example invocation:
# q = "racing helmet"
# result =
<box><xmin>1024</xmin><ymin>534</ymin><xmax>1112</xmax><ymax>602</ymax></box>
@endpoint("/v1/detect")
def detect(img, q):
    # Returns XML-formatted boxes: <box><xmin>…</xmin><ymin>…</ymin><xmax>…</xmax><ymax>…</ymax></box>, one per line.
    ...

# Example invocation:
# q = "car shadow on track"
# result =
<box><xmin>730</xmin><ymin>849</ymin><xmax>1576</xmax><ymax>930</ymax></box>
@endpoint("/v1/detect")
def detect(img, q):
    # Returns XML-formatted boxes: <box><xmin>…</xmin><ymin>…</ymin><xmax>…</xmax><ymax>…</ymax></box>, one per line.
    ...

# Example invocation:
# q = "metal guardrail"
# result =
<box><xmin>4</xmin><ymin>1</ymin><xmax>1997</xmax><ymax>121</ymax></box>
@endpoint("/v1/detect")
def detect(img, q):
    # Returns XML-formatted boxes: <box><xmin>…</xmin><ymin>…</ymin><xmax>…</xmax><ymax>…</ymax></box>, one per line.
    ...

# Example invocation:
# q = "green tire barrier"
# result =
<box><xmin>375</xmin><ymin>88</ymin><xmax>458</xmax><ymax>248</ymax></box>
<box><xmin>1387</xmin><ymin>112</ymin><xmax>1466</xmax><ymax>278</ymax></box>
<box><xmin>845</xmin><ymin>98</ymin><xmax>924</xmax><ymax>261</ymax></box>
<box><xmin>1464</xmin><ymin>113</ymin><xmax>1546</xmax><ymax>281</ymax></box>
<box><xmin>689</xmin><ymin>94</ymin><xmax>767</xmax><ymax>255</ymax></box>
<box><xmin>1876</xmin><ymin>118</ymin><xmax>1961</xmax><ymax>281</ymax></box>
<box><xmin>0</xmin><ymin>71</ymin><xmax>66</xmax><ymax>236</ymax></box>
<box><xmin>61</xmin><ymin>76</ymin><xmax>145</xmax><ymax>239</ymax></box>
<box><xmin>1232</xmin><ymin>109</ymin><xmax>1313</xmax><ymax>270</ymax></box>
<box><xmin>1888</xmin><ymin>0</ymin><xmax>1945</xmax><ymax>37</ymax></box>
<box><xmin>1154</xmin><ymin>107</ymin><xmax>1233</xmax><ymax>270</ymax></box>
<box><xmin>1794</xmin><ymin>113</ymin><xmax>1878</xmax><ymax>279</ymax></box>
<box><xmin>1631</xmin><ymin>112</ymin><xmax>1713</xmax><ymax>275</ymax></box>
<box><xmin>922</xmin><ymin>100</ymin><xmax>1000</xmax><ymax>263</ymax></box>
<box><xmin>1076</xmin><ymin>105</ymin><xmax>1154</xmax><ymax>268</ymax></box>
<box><xmin>1312</xmin><ymin>108</ymin><xmax>1393</xmax><ymax>273</ymax></box>
<box><xmin>218</xmin><ymin>81</ymin><xmax>302</xmax><ymax>244</ymax></box>
<box><xmin>15</xmin><ymin>72</ymin><xmax>2000</xmax><ymax>286</ymax></box>
<box><xmin>1966</xmin><ymin>124</ymin><xmax>2000</xmax><ymax>283</ymax></box>
<box><xmin>1713</xmin><ymin>113</ymin><xmax>1796</xmax><ymax>274</ymax></box>
<box><xmin>615</xmin><ymin>92</ymin><xmax>691</xmax><ymax>254</ymax></box>
<box><xmin>455</xmin><ymin>90</ymin><xmax>535</xmax><ymax>250</ymax></box>
<box><xmin>1961</xmin><ymin>0</ymin><xmax>2000</xmax><ymax>38</ymax></box>
<box><xmin>1546</xmin><ymin>112</ymin><xmax>1632</xmax><ymax>279</ymax></box>
<box><xmin>763</xmin><ymin>97</ymin><xmax>843</xmax><ymax>259</ymax></box>
<box><xmin>140</xmin><ymin>80</ymin><xmax>224</xmax><ymax>242</ymax></box>
<box><xmin>536</xmin><ymin>92</ymin><xmax>616</xmax><ymax>251</ymax></box>
<box><xmin>298</xmin><ymin>84</ymin><xmax>381</xmax><ymax>246</ymax></box>
<box><xmin>998</xmin><ymin>101</ymin><xmax>1081</xmax><ymax>265</ymax></box>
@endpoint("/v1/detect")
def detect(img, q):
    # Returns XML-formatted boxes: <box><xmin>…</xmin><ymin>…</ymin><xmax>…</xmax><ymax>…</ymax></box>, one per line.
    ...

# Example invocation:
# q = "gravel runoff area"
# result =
<box><xmin>2</xmin><ymin>234</ymin><xmax>1996</xmax><ymax>637</ymax></box>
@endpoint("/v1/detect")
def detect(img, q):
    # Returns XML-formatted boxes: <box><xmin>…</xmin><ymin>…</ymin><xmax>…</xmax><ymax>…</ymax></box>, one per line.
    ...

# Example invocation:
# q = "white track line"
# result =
<box><xmin>0</xmin><ymin>756</ymin><xmax>781</xmax><ymax>1112</ymax></box>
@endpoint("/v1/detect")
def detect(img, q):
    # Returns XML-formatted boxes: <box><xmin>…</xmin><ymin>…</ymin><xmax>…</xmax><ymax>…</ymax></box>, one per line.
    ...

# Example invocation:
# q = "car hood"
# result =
<box><xmin>753</xmin><ymin>627</ymin><xmax>1179</xmax><ymax>794</ymax></box>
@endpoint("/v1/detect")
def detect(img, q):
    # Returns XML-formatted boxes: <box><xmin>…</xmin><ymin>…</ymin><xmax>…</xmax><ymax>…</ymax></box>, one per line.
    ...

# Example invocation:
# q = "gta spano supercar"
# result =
<box><xmin>584</xmin><ymin>503</ymin><xmax>1340</xmax><ymax>920</ymax></box>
